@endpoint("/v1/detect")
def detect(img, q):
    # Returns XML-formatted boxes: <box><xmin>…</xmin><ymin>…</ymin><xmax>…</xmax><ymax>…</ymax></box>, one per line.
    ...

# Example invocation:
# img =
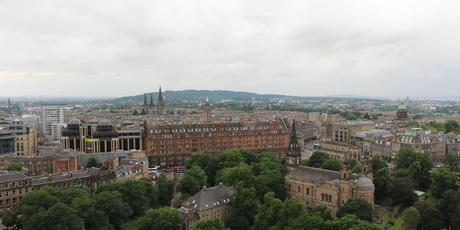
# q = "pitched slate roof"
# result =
<box><xmin>181</xmin><ymin>184</ymin><xmax>234</xmax><ymax>212</ymax></box>
<box><xmin>286</xmin><ymin>166</ymin><xmax>341</xmax><ymax>184</ymax></box>
<box><xmin>0</xmin><ymin>171</ymin><xmax>29</xmax><ymax>183</ymax></box>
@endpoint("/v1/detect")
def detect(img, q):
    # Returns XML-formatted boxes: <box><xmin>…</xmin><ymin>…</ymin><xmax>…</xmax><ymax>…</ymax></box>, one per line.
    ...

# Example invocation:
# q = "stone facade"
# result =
<box><xmin>0</xmin><ymin>120</ymin><xmax>38</xmax><ymax>156</ymax></box>
<box><xmin>179</xmin><ymin>184</ymin><xmax>234</xmax><ymax>230</ymax></box>
<box><xmin>0</xmin><ymin>169</ymin><xmax>114</xmax><ymax>212</ymax></box>
<box><xmin>145</xmin><ymin>119</ymin><xmax>290</xmax><ymax>166</ymax></box>
<box><xmin>285</xmin><ymin>166</ymin><xmax>374</xmax><ymax>217</ymax></box>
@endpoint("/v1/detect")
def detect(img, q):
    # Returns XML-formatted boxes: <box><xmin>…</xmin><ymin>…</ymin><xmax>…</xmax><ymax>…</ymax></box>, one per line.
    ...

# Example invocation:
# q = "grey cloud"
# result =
<box><xmin>0</xmin><ymin>0</ymin><xmax>459</xmax><ymax>98</ymax></box>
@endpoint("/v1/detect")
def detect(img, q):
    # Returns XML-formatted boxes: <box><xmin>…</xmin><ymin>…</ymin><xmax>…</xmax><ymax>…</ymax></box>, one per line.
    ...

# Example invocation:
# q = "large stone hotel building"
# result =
<box><xmin>145</xmin><ymin>119</ymin><xmax>291</xmax><ymax>166</ymax></box>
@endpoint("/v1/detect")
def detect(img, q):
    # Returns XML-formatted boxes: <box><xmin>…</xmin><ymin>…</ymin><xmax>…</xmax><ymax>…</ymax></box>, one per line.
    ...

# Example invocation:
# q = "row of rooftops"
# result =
<box><xmin>286</xmin><ymin>166</ymin><xmax>374</xmax><ymax>189</ymax></box>
<box><xmin>0</xmin><ymin>168</ymin><xmax>103</xmax><ymax>185</ymax></box>
<box><xmin>180</xmin><ymin>184</ymin><xmax>234</xmax><ymax>212</ymax></box>
<box><xmin>150</xmin><ymin>120</ymin><xmax>288</xmax><ymax>133</ymax></box>
<box><xmin>0</xmin><ymin>120</ymin><xmax>31</xmax><ymax>136</ymax></box>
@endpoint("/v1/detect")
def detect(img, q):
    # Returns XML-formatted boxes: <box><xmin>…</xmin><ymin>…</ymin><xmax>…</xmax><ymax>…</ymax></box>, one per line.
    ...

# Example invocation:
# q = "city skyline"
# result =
<box><xmin>1</xmin><ymin>0</ymin><xmax>460</xmax><ymax>98</ymax></box>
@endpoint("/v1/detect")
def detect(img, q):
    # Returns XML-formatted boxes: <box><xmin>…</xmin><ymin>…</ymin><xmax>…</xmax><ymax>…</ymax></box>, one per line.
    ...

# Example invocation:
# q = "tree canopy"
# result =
<box><xmin>304</xmin><ymin>151</ymin><xmax>330</xmax><ymax>168</ymax></box>
<box><xmin>192</xmin><ymin>218</ymin><xmax>225</xmax><ymax>230</ymax></box>
<box><xmin>6</xmin><ymin>162</ymin><xmax>23</xmax><ymax>171</ymax></box>
<box><xmin>337</xmin><ymin>198</ymin><xmax>373</xmax><ymax>222</ymax></box>
<box><xmin>396</xmin><ymin>148</ymin><xmax>433</xmax><ymax>190</ymax></box>
<box><xmin>4</xmin><ymin>178</ymin><xmax>177</xmax><ymax>230</ymax></box>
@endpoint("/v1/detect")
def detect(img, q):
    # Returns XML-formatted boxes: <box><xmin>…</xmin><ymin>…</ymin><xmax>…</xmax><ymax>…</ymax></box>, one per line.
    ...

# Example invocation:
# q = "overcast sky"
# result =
<box><xmin>0</xmin><ymin>0</ymin><xmax>459</xmax><ymax>98</ymax></box>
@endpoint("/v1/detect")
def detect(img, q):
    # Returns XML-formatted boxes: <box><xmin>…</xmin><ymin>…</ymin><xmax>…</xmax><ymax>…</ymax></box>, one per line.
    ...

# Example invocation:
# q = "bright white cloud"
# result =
<box><xmin>0</xmin><ymin>0</ymin><xmax>459</xmax><ymax>98</ymax></box>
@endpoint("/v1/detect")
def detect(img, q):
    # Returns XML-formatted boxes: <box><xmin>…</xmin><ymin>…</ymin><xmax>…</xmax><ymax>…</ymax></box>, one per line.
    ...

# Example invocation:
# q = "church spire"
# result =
<box><xmin>143</xmin><ymin>93</ymin><xmax>148</xmax><ymax>108</ymax></box>
<box><xmin>157</xmin><ymin>86</ymin><xmax>165</xmax><ymax>115</ymax></box>
<box><xmin>149</xmin><ymin>93</ymin><xmax>154</xmax><ymax>108</ymax></box>
<box><xmin>289</xmin><ymin>119</ymin><xmax>301</xmax><ymax>157</ymax></box>
<box><xmin>158</xmin><ymin>86</ymin><xmax>163</xmax><ymax>101</ymax></box>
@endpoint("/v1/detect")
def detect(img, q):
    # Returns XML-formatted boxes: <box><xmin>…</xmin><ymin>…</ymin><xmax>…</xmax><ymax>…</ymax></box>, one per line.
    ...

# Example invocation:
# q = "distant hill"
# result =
<box><xmin>109</xmin><ymin>90</ymin><xmax>313</xmax><ymax>104</ymax></box>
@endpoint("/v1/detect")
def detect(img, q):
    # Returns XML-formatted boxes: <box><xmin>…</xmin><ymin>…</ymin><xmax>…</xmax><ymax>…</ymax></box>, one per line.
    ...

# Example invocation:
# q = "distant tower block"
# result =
<box><xmin>7</xmin><ymin>98</ymin><xmax>11</xmax><ymax>109</ymax></box>
<box><xmin>203</xmin><ymin>97</ymin><xmax>212</xmax><ymax>123</ymax></box>
<box><xmin>157</xmin><ymin>86</ymin><xmax>165</xmax><ymax>115</ymax></box>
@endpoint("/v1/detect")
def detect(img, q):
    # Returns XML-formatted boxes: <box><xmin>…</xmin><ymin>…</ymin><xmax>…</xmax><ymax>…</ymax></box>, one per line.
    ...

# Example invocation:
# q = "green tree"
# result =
<box><xmin>217</xmin><ymin>163</ymin><xmax>255</xmax><ymax>187</ymax></box>
<box><xmin>133</xmin><ymin>109</ymin><xmax>139</xmax><ymax>116</ymax></box>
<box><xmin>396</xmin><ymin>148</ymin><xmax>433</xmax><ymax>190</ymax></box>
<box><xmin>328</xmin><ymin>215</ymin><xmax>381</xmax><ymax>230</ymax></box>
<box><xmin>126</xmin><ymin>208</ymin><xmax>181</xmax><ymax>230</ymax></box>
<box><xmin>252</xmin><ymin>153</ymin><xmax>286</xmax><ymax>200</ymax></box>
<box><xmin>345</xmin><ymin>159</ymin><xmax>359</xmax><ymax>169</ymax></box>
<box><xmin>431</xmin><ymin>167</ymin><xmax>458</xmax><ymax>198</ymax></box>
<box><xmin>98</xmin><ymin>179</ymin><xmax>158</xmax><ymax>217</ymax></box>
<box><xmin>186</xmin><ymin>154</ymin><xmax>220</xmax><ymax>186</ymax></box>
<box><xmin>314</xmin><ymin>205</ymin><xmax>332</xmax><ymax>221</ymax></box>
<box><xmin>352</xmin><ymin>163</ymin><xmax>363</xmax><ymax>174</ymax></box>
<box><xmin>59</xmin><ymin>187</ymin><xmax>91</xmax><ymax>205</ymax></box>
<box><xmin>444</xmin><ymin>154</ymin><xmax>460</xmax><ymax>172</ymax></box>
<box><xmin>305</xmin><ymin>152</ymin><xmax>330</xmax><ymax>168</ymax></box>
<box><xmin>253</xmin><ymin>192</ymin><xmax>283</xmax><ymax>230</ymax></box>
<box><xmin>225</xmin><ymin>183</ymin><xmax>257</xmax><ymax>230</ymax></box>
<box><xmin>370</xmin><ymin>158</ymin><xmax>388</xmax><ymax>175</ymax></box>
<box><xmin>20</xmin><ymin>187</ymin><xmax>60</xmax><ymax>222</ymax></box>
<box><xmin>337</xmin><ymin>198</ymin><xmax>373</xmax><ymax>222</ymax></box>
<box><xmin>94</xmin><ymin>191</ymin><xmax>133</xmax><ymax>229</ymax></box>
<box><xmin>321</xmin><ymin>160</ymin><xmax>343</xmax><ymax>171</ymax></box>
<box><xmin>276</xmin><ymin>198</ymin><xmax>325</xmax><ymax>230</ymax></box>
<box><xmin>401</xmin><ymin>207</ymin><xmax>421</xmax><ymax>230</ymax></box>
<box><xmin>1</xmin><ymin>210</ymin><xmax>20</xmax><ymax>229</ymax></box>
<box><xmin>444</xmin><ymin>120</ymin><xmax>460</xmax><ymax>133</ymax></box>
<box><xmin>23</xmin><ymin>202</ymin><xmax>85</xmax><ymax>230</ymax></box>
<box><xmin>441</xmin><ymin>190</ymin><xmax>460</xmax><ymax>229</ymax></box>
<box><xmin>6</xmin><ymin>162</ymin><xmax>23</xmax><ymax>171</ymax></box>
<box><xmin>71</xmin><ymin>195</ymin><xmax>112</xmax><ymax>230</ymax></box>
<box><xmin>390</xmin><ymin>177</ymin><xmax>417</xmax><ymax>207</ymax></box>
<box><xmin>192</xmin><ymin>218</ymin><xmax>225</xmax><ymax>230</ymax></box>
<box><xmin>374</xmin><ymin>168</ymin><xmax>390</xmax><ymax>203</ymax></box>
<box><xmin>44</xmin><ymin>202</ymin><xmax>85</xmax><ymax>230</ymax></box>
<box><xmin>217</xmin><ymin>150</ymin><xmax>246</xmax><ymax>169</ymax></box>
<box><xmin>179</xmin><ymin>166</ymin><xmax>207</xmax><ymax>196</ymax></box>
<box><xmin>86</xmin><ymin>158</ymin><xmax>103</xmax><ymax>168</ymax></box>
<box><xmin>157</xmin><ymin>174</ymin><xmax>175</xmax><ymax>206</ymax></box>
<box><xmin>416</xmin><ymin>201</ymin><xmax>445</xmax><ymax>230</ymax></box>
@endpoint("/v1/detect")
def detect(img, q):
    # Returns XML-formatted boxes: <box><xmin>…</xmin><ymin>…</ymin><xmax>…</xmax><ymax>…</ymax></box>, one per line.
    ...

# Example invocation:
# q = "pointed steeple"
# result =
<box><xmin>289</xmin><ymin>119</ymin><xmax>301</xmax><ymax>157</ymax></box>
<box><xmin>158</xmin><ymin>86</ymin><xmax>163</xmax><ymax>102</ymax></box>
<box><xmin>149</xmin><ymin>93</ymin><xmax>154</xmax><ymax>108</ymax></box>
<box><xmin>157</xmin><ymin>86</ymin><xmax>165</xmax><ymax>115</ymax></box>
<box><xmin>143</xmin><ymin>93</ymin><xmax>148</xmax><ymax>108</ymax></box>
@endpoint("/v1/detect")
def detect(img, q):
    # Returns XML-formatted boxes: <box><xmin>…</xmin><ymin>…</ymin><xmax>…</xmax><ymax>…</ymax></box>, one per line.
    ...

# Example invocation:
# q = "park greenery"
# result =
<box><xmin>421</xmin><ymin>120</ymin><xmax>460</xmax><ymax>133</ymax></box>
<box><xmin>182</xmin><ymin>150</ymin><xmax>379</xmax><ymax>230</ymax></box>
<box><xmin>3</xmin><ymin>148</ymin><xmax>460</xmax><ymax>229</ymax></box>
<box><xmin>1</xmin><ymin>178</ymin><xmax>175</xmax><ymax>230</ymax></box>
<box><xmin>302</xmin><ymin>151</ymin><xmax>343</xmax><ymax>171</ymax></box>
<box><xmin>373</xmin><ymin>148</ymin><xmax>460</xmax><ymax>229</ymax></box>
<box><xmin>6</xmin><ymin>162</ymin><xmax>23</xmax><ymax>171</ymax></box>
